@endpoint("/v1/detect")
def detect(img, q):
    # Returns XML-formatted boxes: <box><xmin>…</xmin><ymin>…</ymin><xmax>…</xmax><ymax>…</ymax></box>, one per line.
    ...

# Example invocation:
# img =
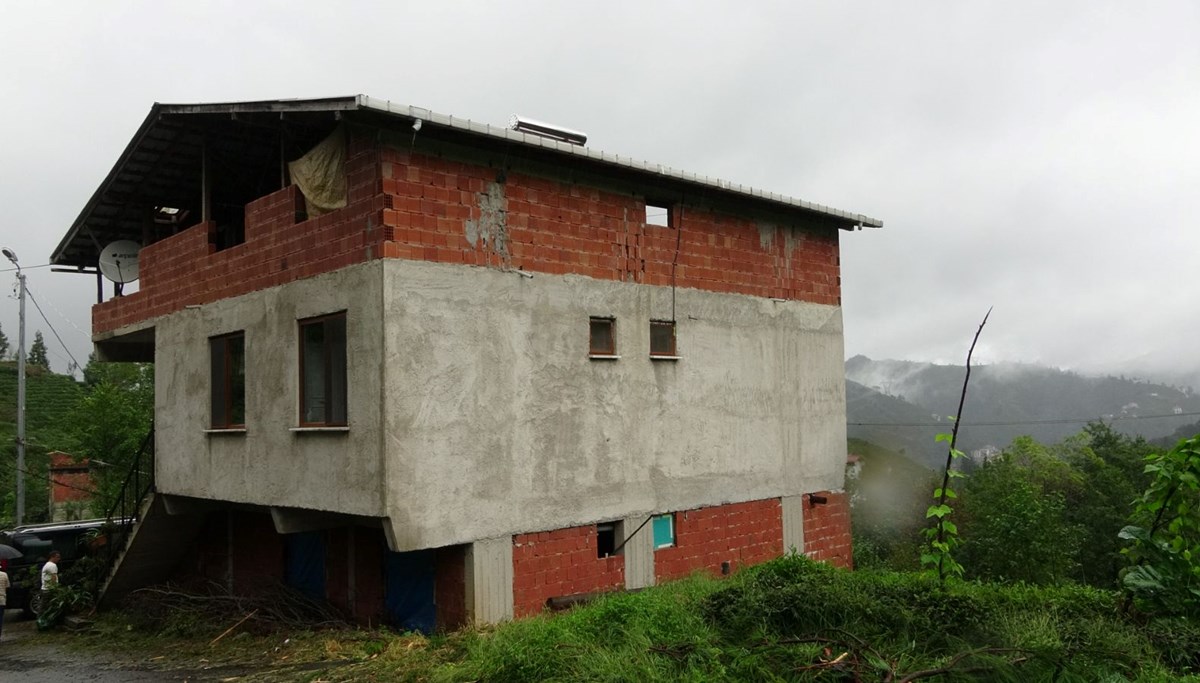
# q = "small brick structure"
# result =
<box><xmin>48</xmin><ymin>451</ymin><xmax>96</xmax><ymax>521</ymax></box>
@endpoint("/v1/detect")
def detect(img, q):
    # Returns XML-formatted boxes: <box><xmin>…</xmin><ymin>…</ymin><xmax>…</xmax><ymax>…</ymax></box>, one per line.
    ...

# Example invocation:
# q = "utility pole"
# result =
<box><xmin>3</xmin><ymin>247</ymin><xmax>25</xmax><ymax>526</ymax></box>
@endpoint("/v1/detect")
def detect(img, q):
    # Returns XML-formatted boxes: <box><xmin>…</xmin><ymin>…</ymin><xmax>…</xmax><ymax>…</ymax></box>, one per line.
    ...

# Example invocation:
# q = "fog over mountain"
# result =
<box><xmin>845</xmin><ymin>356</ymin><xmax>1199</xmax><ymax>469</ymax></box>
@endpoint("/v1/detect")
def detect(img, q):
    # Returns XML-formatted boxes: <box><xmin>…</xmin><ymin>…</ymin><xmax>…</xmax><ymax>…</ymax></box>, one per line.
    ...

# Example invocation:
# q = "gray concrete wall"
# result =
<box><xmin>153</xmin><ymin>262</ymin><xmax>386</xmax><ymax>517</ymax></box>
<box><xmin>380</xmin><ymin>259</ymin><xmax>847</xmax><ymax>551</ymax></box>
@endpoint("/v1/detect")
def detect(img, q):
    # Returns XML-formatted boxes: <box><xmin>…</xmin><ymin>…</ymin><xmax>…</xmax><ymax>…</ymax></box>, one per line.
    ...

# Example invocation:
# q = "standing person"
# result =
<box><xmin>0</xmin><ymin>560</ymin><xmax>9</xmax><ymax>641</ymax></box>
<box><xmin>41</xmin><ymin>551</ymin><xmax>60</xmax><ymax>591</ymax></box>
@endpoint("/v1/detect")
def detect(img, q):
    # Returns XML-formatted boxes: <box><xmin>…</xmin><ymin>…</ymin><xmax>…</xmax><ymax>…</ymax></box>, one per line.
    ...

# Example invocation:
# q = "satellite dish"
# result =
<box><xmin>98</xmin><ymin>240</ymin><xmax>142</xmax><ymax>284</ymax></box>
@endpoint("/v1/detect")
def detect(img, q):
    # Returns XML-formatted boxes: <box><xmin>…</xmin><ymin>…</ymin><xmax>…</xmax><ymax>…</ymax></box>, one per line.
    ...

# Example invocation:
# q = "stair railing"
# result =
<box><xmin>101</xmin><ymin>424</ymin><xmax>155</xmax><ymax>563</ymax></box>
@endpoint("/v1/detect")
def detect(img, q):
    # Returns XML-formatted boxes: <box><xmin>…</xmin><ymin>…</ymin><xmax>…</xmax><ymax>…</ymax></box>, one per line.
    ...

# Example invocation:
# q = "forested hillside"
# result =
<box><xmin>846</xmin><ymin>355</ymin><xmax>1199</xmax><ymax>467</ymax></box>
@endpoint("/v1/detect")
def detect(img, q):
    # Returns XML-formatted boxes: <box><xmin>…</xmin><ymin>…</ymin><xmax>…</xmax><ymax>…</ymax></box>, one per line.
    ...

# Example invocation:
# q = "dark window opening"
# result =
<box><xmin>299</xmin><ymin>312</ymin><xmax>348</xmax><ymax>426</ymax></box>
<box><xmin>597</xmin><ymin>521</ymin><xmax>624</xmax><ymax>558</ymax></box>
<box><xmin>589</xmin><ymin>317</ymin><xmax>616</xmax><ymax>356</ymax></box>
<box><xmin>650</xmin><ymin>320</ymin><xmax>676</xmax><ymax>357</ymax></box>
<box><xmin>646</xmin><ymin>201</ymin><xmax>673</xmax><ymax>228</ymax></box>
<box><xmin>210</xmin><ymin>332</ymin><xmax>246</xmax><ymax>428</ymax></box>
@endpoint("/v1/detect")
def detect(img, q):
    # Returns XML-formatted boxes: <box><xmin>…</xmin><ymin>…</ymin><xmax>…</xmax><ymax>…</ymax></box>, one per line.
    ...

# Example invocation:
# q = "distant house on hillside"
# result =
<box><xmin>48</xmin><ymin>451</ymin><xmax>97</xmax><ymax>521</ymax></box>
<box><xmin>51</xmin><ymin>96</ymin><xmax>881</xmax><ymax>631</ymax></box>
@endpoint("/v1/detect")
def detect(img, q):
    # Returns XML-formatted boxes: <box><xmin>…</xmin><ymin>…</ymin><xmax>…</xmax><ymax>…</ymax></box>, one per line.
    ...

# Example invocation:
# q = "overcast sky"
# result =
<box><xmin>1</xmin><ymin>2</ymin><xmax>1197</xmax><ymax>382</ymax></box>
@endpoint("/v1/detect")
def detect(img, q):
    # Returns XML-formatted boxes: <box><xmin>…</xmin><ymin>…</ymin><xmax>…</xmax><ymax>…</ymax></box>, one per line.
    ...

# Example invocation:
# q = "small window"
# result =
<box><xmin>597</xmin><ymin>521</ymin><xmax>624</xmax><ymax>558</ymax></box>
<box><xmin>652</xmin><ymin>514</ymin><xmax>675</xmax><ymax>549</ymax></box>
<box><xmin>589</xmin><ymin>317</ymin><xmax>616</xmax><ymax>356</ymax></box>
<box><xmin>299</xmin><ymin>312</ymin><xmax>348</xmax><ymax>427</ymax></box>
<box><xmin>650</xmin><ymin>320</ymin><xmax>676</xmax><ymax>357</ymax></box>
<box><xmin>210</xmin><ymin>332</ymin><xmax>246</xmax><ymax>429</ymax></box>
<box><xmin>645</xmin><ymin>201</ymin><xmax>672</xmax><ymax>227</ymax></box>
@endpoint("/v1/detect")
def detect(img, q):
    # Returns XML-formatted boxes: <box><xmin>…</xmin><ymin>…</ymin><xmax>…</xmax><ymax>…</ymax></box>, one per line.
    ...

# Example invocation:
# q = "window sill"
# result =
<box><xmin>588</xmin><ymin>354</ymin><xmax>621</xmax><ymax>360</ymax></box>
<box><xmin>650</xmin><ymin>355</ymin><xmax>682</xmax><ymax>361</ymax></box>
<box><xmin>290</xmin><ymin>426</ymin><xmax>350</xmax><ymax>433</ymax></box>
<box><xmin>204</xmin><ymin>428</ymin><xmax>247</xmax><ymax>435</ymax></box>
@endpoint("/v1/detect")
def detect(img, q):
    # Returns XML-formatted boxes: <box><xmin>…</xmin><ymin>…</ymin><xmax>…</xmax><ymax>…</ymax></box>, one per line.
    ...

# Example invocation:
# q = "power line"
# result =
<box><xmin>25</xmin><ymin>285</ymin><xmax>83</xmax><ymax>372</ymax></box>
<box><xmin>0</xmin><ymin>263</ymin><xmax>52</xmax><ymax>274</ymax></box>
<box><xmin>849</xmin><ymin>410</ymin><xmax>1200</xmax><ymax>428</ymax></box>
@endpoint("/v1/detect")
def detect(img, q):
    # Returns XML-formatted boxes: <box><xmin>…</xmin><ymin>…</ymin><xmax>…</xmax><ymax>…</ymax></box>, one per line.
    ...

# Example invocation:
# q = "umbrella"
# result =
<box><xmin>0</xmin><ymin>544</ymin><xmax>22</xmax><ymax>560</ymax></box>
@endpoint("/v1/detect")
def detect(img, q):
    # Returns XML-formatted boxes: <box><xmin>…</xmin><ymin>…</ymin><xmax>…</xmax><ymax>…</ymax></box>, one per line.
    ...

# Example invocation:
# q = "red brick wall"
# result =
<box><xmin>434</xmin><ymin>545</ymin><xmax>468</xmax><ymax>631</ymax></box>
<box><xmin>324</xmin><ymin>527</ymin><xmax>351</xmax><ymax>617</ymax></box>
<box><xmin>94</xmin><ymin>131</ymin><xmax>842</xmax><ymax>336</ymax></box>
<box><xmin>379</xmin><ymin>148</ymin><xmax>840</xmax><ymax>305</ymax></box>
<box><xmin>228</xmin><ymin>510</ymin><xmax>286</xmax><ymax>592</ymax></box>
<box><xmin>511</xmin><ymin>525</ymin><xmax>625</xmax><ymax>618</ymax></box>
<box><xmin>351</xmin><ymin>526</ymin><xmax>386</xmax><ymax>626</ymax></box>
<box><xmin>803</xmin><ymin>491</ymin><xmax>853</xmax><ymax>569</ymax></box>
<box><xmin>655</xmin><ymin>498</ymin><xmax>784</xmax><ymax>582</ymax></box>
<box><xmin>48</xmin><ymin>452</ymin><xmax>93</xmax><ymax>504</ymax></box>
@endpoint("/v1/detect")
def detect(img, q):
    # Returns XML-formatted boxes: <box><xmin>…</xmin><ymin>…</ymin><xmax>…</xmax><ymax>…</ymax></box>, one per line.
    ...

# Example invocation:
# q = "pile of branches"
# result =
<box><xmin>122</xmin><ymin>579</ymin><xmax>350</xmax><ymax>634</ymax></box>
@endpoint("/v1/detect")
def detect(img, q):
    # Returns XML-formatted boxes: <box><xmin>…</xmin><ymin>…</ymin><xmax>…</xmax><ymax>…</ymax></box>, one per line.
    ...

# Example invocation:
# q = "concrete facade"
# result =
<box><xmin>153</xmin><ymin>263</ymin><xmax>386</xmax><ymax>517</ymax></box>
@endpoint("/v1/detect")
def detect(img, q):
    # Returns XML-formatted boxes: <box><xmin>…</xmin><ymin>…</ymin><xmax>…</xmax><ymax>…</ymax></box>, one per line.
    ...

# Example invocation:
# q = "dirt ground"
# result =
<box><xmin>0</xmin><ymin>609</ymin><xmax>259</xmax><ymax>682</ymax></box>
<box><xmin>0</xmin><ymin>609</ymin><xmax>356</xmax><ymax>682</ymax></box>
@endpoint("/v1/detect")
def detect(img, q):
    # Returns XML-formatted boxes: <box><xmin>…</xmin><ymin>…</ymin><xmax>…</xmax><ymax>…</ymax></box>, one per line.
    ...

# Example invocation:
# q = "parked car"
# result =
<box><xmin>0</xmin><ymin>518</ymin><xmax>124</xmax><ymax>615</ymax></box>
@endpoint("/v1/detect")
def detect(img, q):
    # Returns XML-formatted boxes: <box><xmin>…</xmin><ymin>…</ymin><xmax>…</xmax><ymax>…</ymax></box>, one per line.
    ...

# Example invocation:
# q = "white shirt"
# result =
<box><xmin>41</xmin><ymin>560</ymin><xmax>58</xmax><ymax>590</ymax></box>
<box><xmin>0</xmin><ymin>570</ymin><xmax>9</xmax><ymax>606</ymax></box>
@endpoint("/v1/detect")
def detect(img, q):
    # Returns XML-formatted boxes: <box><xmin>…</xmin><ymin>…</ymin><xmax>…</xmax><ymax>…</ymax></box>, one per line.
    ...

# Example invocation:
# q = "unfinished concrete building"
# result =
<box><xmin>51</xmin><ymin>96</ymin><xmax>880</xmax><ymax>632</ymax></box>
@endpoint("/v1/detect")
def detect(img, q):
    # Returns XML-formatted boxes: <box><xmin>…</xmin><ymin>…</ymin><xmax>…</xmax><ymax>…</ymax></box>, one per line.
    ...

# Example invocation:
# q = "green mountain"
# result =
<box><xmin>846</xmin><ymin>355</ymin><xmax>1200</xmax><ymax>466</ymax></box>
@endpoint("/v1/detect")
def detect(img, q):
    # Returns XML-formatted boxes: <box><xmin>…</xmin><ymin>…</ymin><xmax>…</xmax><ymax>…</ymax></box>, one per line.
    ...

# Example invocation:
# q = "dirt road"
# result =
<box><xmin>0</xmin><ymin>610</ymin><xmax>196</xmax><ymax>681</ymax></box>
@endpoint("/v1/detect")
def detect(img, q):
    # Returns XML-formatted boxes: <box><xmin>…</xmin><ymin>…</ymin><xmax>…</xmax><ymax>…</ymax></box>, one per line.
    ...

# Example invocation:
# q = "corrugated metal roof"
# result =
<box><xmin>51</xmin><ymin>95</ymin><xmax>882</xmax><ymax>267</ymax></box>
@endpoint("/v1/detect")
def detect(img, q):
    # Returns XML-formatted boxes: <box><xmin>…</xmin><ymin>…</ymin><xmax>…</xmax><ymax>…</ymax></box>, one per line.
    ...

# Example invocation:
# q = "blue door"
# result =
<box><xmin>384</xmin><ymin>549</ymin><xmax>436</xmax><ymax>634</ymax></box>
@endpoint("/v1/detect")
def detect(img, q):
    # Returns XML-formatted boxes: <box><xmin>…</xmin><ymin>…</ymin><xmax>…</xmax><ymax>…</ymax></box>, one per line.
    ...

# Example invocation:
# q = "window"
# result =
<box><xmin>652</xmin><ymin>514</ymin><xmax>676</xmax><ymax>549</ymax></box>
<box><xmin>210</xmin><ymin>332</ymin><xmax>246</xmax><ymax>429</ymax></box>
<box><xmin>589</xmin><ymin>317</ymin><xmax>616</xmax><ymax>357</ymax></box>
<box><xmin>649</xmin><ymin>320</ymin><xmax>676</xmax><ymax>357</ymax></box>
<box><xmin>597</xmin><ymin>521</ymin><xmax>624</xmax><ymax>558</ymax></box>
<box><xmin>299</xmin><ymin>313</ymin><xmax>347</xmax><ymax>426</ymax></box>
<box><xmin>645</xmin><ymin>201</ymin><xmax>672</xmax><ymax>227</ymax></box>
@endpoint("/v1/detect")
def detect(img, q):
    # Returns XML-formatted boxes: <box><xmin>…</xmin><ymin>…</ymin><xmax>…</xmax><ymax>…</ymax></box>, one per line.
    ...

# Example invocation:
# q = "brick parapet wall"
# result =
<box><xmin>92</xmin><ymin>131</ymin><xmax>384</xmax><ymax>336</ymax></box>
<box><xmin>511</xmin><ymin>525</ymin><xmax>625</xmax><ymax>618</ymax></box>
<box><xmin>654</xmin><ymin>498</ymin><xmax>783</xmax><ymax>582</ymax></box>
<box><xmin>802</xmin><ymin>491</ymin><xmax>853</xmax><ymax>569</ymax></box>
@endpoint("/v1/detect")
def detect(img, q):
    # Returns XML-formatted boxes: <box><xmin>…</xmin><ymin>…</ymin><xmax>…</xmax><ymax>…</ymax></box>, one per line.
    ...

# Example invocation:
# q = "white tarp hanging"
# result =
<box><xmin>288</xmin><ymin>126</ymin><xmax>347</xmax><ymax>216</ymax></box>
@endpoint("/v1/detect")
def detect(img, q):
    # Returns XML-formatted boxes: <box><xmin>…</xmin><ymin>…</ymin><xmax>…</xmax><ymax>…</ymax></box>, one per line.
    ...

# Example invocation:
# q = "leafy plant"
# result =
<box><xmin>1119</xmin><ymin>435</ymin><xmax>1200</xmax><ymax>616</ymax></box>
<box><xmin>921</xmin><ymin>309</ymin><xmax>990</xmax><ymax>584</ymax></box>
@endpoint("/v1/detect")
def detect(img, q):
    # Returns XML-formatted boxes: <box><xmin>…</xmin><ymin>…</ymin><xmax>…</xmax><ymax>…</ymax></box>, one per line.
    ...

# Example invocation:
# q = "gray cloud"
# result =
<box><xmin>1</xmin><ymin>1</ymin><xmax>1196</xmax><ymax>383</ymax></box>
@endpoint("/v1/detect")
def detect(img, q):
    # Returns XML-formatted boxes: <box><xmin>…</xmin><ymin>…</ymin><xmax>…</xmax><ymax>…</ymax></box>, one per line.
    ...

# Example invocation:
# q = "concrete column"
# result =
<box><xmin>622</xmin><ymin>515</ymin><xmax>656</xmax><ymax>590</ymax></box>
<box><xmin>465</xmin><ymin>536</ymin><xmax>513</xmax><ymax>625</ymax></box>
<box><xmin>782</xmin><ymin>495</ymin><xmax>805</xmax><ymax>555</ymax></box>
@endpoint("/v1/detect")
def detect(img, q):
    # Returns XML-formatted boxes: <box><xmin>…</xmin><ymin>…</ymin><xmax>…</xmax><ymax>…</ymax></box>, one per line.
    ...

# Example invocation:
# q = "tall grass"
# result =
<box><xmin>436</xmin><ymin>555</ymin><xmax>1197</xmax><ymax>682</ymax></box>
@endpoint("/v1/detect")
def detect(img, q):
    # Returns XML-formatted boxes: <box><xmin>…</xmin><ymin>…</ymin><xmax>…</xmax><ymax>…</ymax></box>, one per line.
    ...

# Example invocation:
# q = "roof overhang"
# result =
<box><xmin>52</xmin><ymin>95</ymin><xmax>882</xmax><ymax>268</ymax></box>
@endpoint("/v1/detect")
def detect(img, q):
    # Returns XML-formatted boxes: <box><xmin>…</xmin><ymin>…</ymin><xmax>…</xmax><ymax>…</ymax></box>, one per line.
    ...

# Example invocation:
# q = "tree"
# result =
<box><xmin>956</xmin><ymin>436</ymin><xmax>1083</xmax><ymax>585</ymax></box>
<box><xmin>65</xmin><ymin>357</ymin><xmax>154</xmax><ymax>513</ymax></box>
<box><xmin>28</xmin><ymin>330</ymin><xmax>49</xmax><ymax>369</ymax></box>
<box><xmin>0</xmin><ymin>321</ymin><xmax>8</xmax><ymax>359</ymax></box>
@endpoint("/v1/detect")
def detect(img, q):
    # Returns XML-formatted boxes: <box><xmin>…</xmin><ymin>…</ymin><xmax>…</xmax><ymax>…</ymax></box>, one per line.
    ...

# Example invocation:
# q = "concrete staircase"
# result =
<box><xmin>98</xmin><ymin>492</ymin><xmax>207</xmax><ymax>608</ymax></box>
